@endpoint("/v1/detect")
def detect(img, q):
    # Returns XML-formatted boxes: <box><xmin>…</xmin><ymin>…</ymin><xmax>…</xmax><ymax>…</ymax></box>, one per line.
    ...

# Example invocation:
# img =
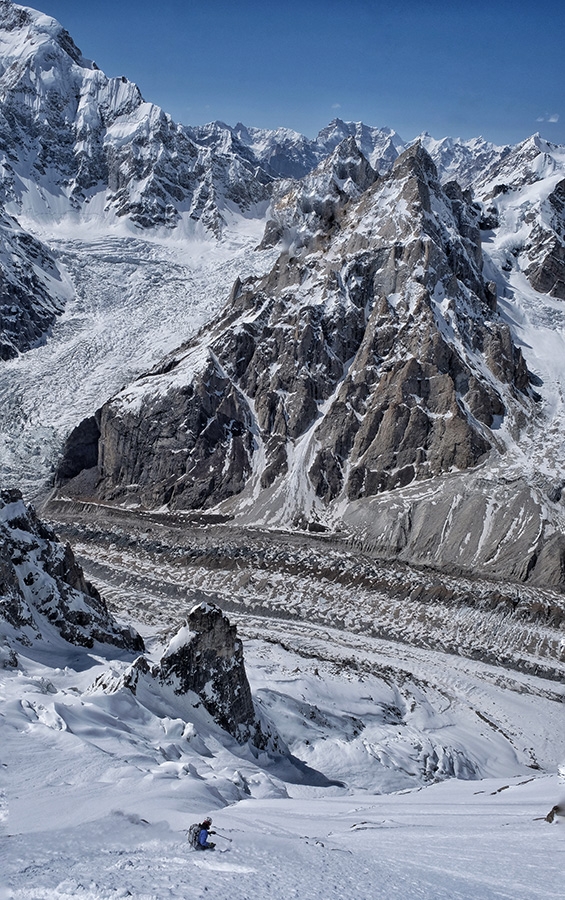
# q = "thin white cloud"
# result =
<box><xmin>332</xmin><ymin>103</ymin><xmax>341</xmax><ymax>110</ymax></box>
<box><xmin>549</xmin><ymin>113</ymin><xmax>560</xmax><ymax>123</ymax></box>
<box><xmin>537</xmin><ymin>112</ymin><xmax>560</xmax><ymax>123</ymax></box>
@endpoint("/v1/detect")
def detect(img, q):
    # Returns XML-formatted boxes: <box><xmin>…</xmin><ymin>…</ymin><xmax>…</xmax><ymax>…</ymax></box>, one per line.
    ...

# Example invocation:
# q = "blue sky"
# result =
<box><xmin>39</xmin><ymin>0</ymin><xmax>564</xmax><ymax>145</ymax></box>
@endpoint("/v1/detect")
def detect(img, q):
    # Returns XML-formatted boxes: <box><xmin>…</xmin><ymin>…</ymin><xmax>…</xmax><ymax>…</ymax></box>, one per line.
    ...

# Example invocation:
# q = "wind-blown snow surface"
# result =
<box><xmin>1</xmin><ymin>610</ymin><xmax>564</xmax><ymax>900</ymax></box>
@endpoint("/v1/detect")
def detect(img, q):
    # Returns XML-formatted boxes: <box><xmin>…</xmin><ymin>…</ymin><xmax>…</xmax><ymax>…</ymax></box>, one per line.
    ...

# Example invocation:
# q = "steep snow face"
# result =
<box><xmin>0</xmin><ymin>3</ymin><xmax>272</xmax><ymax>236</ymax></box>
<box><xmin>476</xmin><ymin>134</ymin><xmax>565</xmax><ymax>300</ymax></box>
<box><xmin>0</xmin><ymin>488</ymin><xmax>142</xmax><ymax>658</ymax></box>
<box><xmin>0</xmin><ymin>207</ymin><xmax>72</xmax><ymax>358</ymax></box>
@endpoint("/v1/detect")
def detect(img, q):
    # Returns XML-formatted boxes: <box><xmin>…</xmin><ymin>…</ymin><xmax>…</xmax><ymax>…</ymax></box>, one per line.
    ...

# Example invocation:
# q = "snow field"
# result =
<box><xmin>2</xmin><ymin>610</ymin><xmax>564</xmax><ymax>900</ymax></box>
<box><xmin>2</xmin><ymin>766</ymin><xmax>563</xmax><ymax>899</ymax></box>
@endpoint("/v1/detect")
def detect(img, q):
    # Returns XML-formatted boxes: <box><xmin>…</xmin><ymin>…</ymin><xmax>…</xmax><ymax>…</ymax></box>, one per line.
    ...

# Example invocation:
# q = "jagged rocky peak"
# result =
<box><xmin>477</xmin><ymin>133</ymin><xmax>563</xmax><ymax>196</ymax></box>
<box><xmin>260</xmin><ymin>136</ymin><xmax>377</xmax><ymax>251</ymax></box>
<box><xmin>524</xmin><ymin>176</ymin><xmax>565</xmax><ymax>299</ymax></box>
<box><xmin>416</xmin><ymin>132</ymin><xmax>511</xmax><ymax>189</ymax></box>
<box><xmin>0</xmin><ymin>488</ymin><xmax>143</xmax><ymax>659</ymax></box>
<box><xmin>95</xmin><ymin>602</ymin><xmax>276</xmax><ymax>748</ymax></box>
<box><xmin>157</xmin><ymin>602</ymin><xmax>259</xmax><ymax>741</ymax></box>
<box><xmin>56</xmin><ymin>142</ymin><xmax>533</xmax><ymax>520</ymax></box>
<box><xmin>234</xmin><ymin>122</ymin><xmax>322</xmax><ymax>179</ymax></box>
<box><xmin>315</xmin><ymin>118</ymin><xmax>404</xmax><ymax>174</ymax></box>
<box><xmin>232</xmin><ymin>118</ymin><xmax>403</xmax><ymax>181</ymax></box>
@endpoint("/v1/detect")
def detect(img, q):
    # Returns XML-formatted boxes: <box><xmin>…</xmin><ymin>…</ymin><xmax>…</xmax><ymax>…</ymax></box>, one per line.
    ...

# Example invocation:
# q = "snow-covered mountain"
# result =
<box><xmin>0</xmin><ymin>0</ymin><xmax>272</xmax><ymax>238</ymax></box>
<box><xmin>0</xmin><ymin>0</ymin><xmax>563</xmax><ymax>594</ymax></box>
<box><xmin>55</xmin><ymin>138</ymin><xmax>560</xmax><ymax>587</ymax></box>
<box><xmin>232</xmin><ymin>118</ymin><xmax>404</xmax><ymax>179</ymax></box>
<box><xmin>417</xmin><ymin>132</ymin><xmax>511</xmax><ymax>189</ymax></box>
<box><xmin>2</xmin><ymin>4</ymin><xmax>565</xmax><ymax>897</ymax></box>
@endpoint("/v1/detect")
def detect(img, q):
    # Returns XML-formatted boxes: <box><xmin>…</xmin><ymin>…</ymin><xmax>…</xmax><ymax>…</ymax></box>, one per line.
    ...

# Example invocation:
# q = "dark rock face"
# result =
<box><xmin>524</xmin><ymin>179</ymin><xmax>565</xmax><ymax>299</ymax></box>
<box><xmin>59</xmin><ymin>142</ymin><xmax>533</xmax><ymax>515</ymax></box>
<box><xmin>91</xmin><ymin>354</ymin><xmax>255</xmax><ymax>508</ymax></box>
<box><xmin>55</xmin><ymin>415</ymin><xmax>101</xmax><ymax>483</ymax></box>
<box><xmin>156</xmin><ymin>602</ymin><xmax>257</xmax><ymax>740</ymax></box>
<box><xmin>98</xmin><ymin>602</ymin><xmax>272</xmax><ymax>746</ymax></box>
<box><xmin>0</xmin><ymin>488</ymin><xmax>143</xmax><ymax>653</ymax></box>
<box><xmin>0</xmin><ymin>211</ymin><xmax>69</xmax><ymax>359</ymax></box>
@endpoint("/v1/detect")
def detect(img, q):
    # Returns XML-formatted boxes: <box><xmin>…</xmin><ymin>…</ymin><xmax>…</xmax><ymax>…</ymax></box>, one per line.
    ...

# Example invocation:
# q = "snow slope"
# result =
<box><xmin>1</xmin><ymin>612</ymin><xmax>564</xmax><ymax>900</ymax></box>
<box><xmin>1</xmin><ymin>8</ymin><xmax>565</xmax><ymax>899</ymax></box>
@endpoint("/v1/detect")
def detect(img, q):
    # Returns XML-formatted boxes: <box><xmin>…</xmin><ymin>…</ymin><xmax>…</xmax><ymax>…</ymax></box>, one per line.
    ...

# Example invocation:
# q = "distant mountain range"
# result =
<box><xmin>2</xmin><ymin>1</ymin><xmax>565</xmax><ymax>595</ymax></box>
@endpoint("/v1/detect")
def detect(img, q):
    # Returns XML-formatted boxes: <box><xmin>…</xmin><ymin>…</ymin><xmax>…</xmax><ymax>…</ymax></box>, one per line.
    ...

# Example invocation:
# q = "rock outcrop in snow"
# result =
<box><xmin>155</xmin><ymin>602</ymin><xmax>260</xmax><ymax>741</ymax></box>
<box><xmin>96</xmin><ymin>601</ymin><xmax>277</xmax><ymax>748</ymax></box>
<box><xmin>0</xmin><ymin>487</ymin><xmax>143</xmax><ymax>658</ymax></box>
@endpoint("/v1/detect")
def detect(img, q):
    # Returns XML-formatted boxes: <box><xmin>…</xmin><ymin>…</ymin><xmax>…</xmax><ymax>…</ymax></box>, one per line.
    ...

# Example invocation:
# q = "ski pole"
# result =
<box><xmin>213</xmin><ymin>832</ymin><xmax>232</xmax><ymax>843</ymax></box>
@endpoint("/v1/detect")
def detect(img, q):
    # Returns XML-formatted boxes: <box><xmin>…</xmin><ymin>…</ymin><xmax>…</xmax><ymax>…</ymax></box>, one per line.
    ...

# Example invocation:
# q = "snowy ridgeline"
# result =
<box><xmin>2</xmin><ymin>495</ymin><xmax>565</xmax><ymax>899</ymax></box>
<box><xmin>1</xmin><ymin>7</ymin><xmax>565</xmax><ymax>895</ymax></box>
<box><xmin>2</xmin><ymin>3</ymin><xmax>565</xmax><ymax>597</ymax></box>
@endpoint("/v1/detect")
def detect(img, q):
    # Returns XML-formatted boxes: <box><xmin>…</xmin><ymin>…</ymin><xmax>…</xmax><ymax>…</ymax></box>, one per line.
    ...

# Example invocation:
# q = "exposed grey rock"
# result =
<box><xmin>524</xmin><ymin>178</ymin><xmax>565</xmax><ymax>299</ymax></box>
<box><xmin>0</xmin><ymin>210</ymin><xmax>70</xmax><ymax>359</ymax></box>
<box><xmin>156</xmin><ymin>602</ymin><xmax>258</xmax><ymax>741</ymax></box>
<box><xmin>0</xmin><ymin>487</ymin><xmax>143</xmax><ymax>652</ymax></box>
<box><xmin>341</xmin><ymin>471</ymin><xmax>551</xmax><ymax>585</ymax></box>
<box><xmin>55</xmin><ymin>415</ymin><xmax>101</xmax><ymax>483</ymax></box>
<box><xmin>59</xmin><ymin>143</ymin><xmax>533</xmax><ymax>521</ymax></box>
<box><xmin>93</xmin><ymin>601</ymin><xmax>276</xmax><ymax>747</ymax></box>
<box><xmin>90</xmin><ymin>352</ymin><xmax>255</xmax><ymax>508</ymax></box>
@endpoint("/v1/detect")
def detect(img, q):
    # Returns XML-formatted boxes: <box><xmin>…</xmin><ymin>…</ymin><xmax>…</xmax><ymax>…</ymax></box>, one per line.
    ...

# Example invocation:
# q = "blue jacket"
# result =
<box><xmin>199</xmin><ymin>827</ymin><xmax>212</xmax><ymax>848</ymax></box>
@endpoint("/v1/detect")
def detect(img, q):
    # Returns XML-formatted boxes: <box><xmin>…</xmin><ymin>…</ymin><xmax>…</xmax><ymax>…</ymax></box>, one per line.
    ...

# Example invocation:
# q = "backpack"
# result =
<box><xmin>188</xmin><ymin>823</ymin><xmax>201</xmax><ymax>849</ymax></box>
